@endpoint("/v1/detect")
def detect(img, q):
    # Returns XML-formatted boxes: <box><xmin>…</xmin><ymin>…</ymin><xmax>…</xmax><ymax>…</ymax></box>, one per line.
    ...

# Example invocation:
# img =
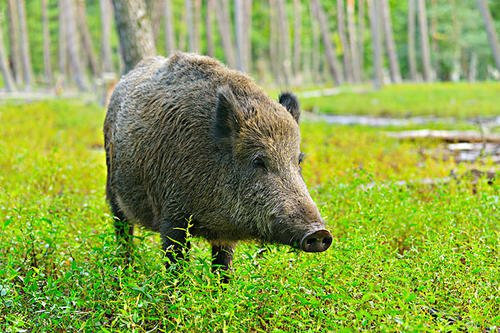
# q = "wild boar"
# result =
<box><xmin>104</xmin><ymin>52</ymin><xmax>331</xmax><ymax>276</ymax></box>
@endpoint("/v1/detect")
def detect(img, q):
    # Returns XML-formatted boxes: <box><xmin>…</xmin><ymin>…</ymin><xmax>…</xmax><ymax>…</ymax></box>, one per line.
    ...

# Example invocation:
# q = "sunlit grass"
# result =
<box><xmin>0</xmin><ymin>100</ymin><xmax>498</xmax><ymax>331</ymax></box>
<box><xmin>300</xmin><ymin>82</ymin><xmax>500</xmax><ymax>118</ymax></box>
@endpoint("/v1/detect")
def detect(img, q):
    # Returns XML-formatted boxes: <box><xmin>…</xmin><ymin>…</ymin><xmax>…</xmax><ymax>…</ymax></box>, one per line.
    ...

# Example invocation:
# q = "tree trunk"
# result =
<box><xmin>269</xmin><ymin>0</ymin><xmax>280</xmax><ymax>83</ymax></box>
<box><xmin>112</xmin><ymin>0</ymin><xmax>157</xmax><ymax>74</ymax></box>
<box><xmin>7</xmin><ymin>0</ymin><xmax>22</xmax><ymax>85</ymax></box>
<box><xmin>206</xmin><ymin>0</ymin><xmax>215</xmax><ymax>57</ymax></box>
<box><xmin>185</xmin><ymin>0</ymin><xmax>195</xmax><ymax>52</ymax></box>
<box><xmin>58</xmin><ymin>0</ymin><xmax>68</xmax><ymax>80</ymax></box>
<box><xmin>100</xmin><ymin>0</ymin><xmax>114</xmax><ymax>73</ymax></box>
<box><xmin>368</xmin><ymin>0</ymin><xmax>383</xmax><ymax>89</ymax></box>
<box><xmin>63</xmin><ymin>0</ymin><xmax>88</xmax><ymax>90</ymax></box>
<box><xmin>235</xmin><ymin>0</ymin><xmax>245</xmax><ymax>71</ymax></box>
<box><xmin>430</xmin><ymin>0</ymin><xmax>439</xmax><ymax>79</ymax></box>
<box><xmin>358</xmin><ymin>0</ymin><xmax>365</xmax><ymax>80</ymax></box>
<box><xmin>450</xmin><ymin>0</ymin><xmax>461</xmax><ymax>81</ymax></box>
<box><xmin>0</xmin><ymin>12</ymin><xmax>16</xmax><ymax>92</ymax></box>
<box><xmin>347</xmin><ymin>0</ymin><xmax>360</xmax><ymax>83</ymax></box>
<box><xmin>381</xmin><ymin>0</ymin><xmax>401</xmax><ymax>83</ymax></box>
<box><xmin>337</xmin><ymin>0</ymin><xmax>353</xmax><ymax>83</ymax></box>
<box><xmin>164</xmin><ymin>0</ymin><xmax>176</xmax><ymax>54</ymax></box>
<box><xmin>293</xmin><ymin>0</ymin><xmax>302</xmax><ymax>83</ymax></box>
<box><xmin>276</xmin><ymin>0</ymin><xmax>292</xmax><ymax>86</ymax></box>
<box><xmin>41</xmin><ymin>0</ymin><xmax>53</xmax><ymax>85</ymax></box>
<box><xmin>215</xmin><ymin>0</ymin><xmax>236</xmax><ymax>67</ymax></box>
<box><xmin>468</xmin><ymin>52</ymin><xmax>477</xmax><ymax>82</ymax></box>
<box><xmin>477</xmin><ymin>0</ymin><xmax>500</xmax><ymax>71</ymax></box>
<box><xmin>407</xmin><ymin>0</ymin><xmax>418</xmax><ymax>81</ymax></box>
<box><xmin>417</xmin><ymin>0</ymin><xmax>432</xmax><ymax>81</ymax></box>
<box><xmin>243</xmin><ymin>0</ymin><xmax>252</xmax><ymax>72</ymax></box>
<box><xmin>311</xmin><ymin>0</ymin><xmax>343</xmax><ymax>85</ymax></box>
<box><xmin>17</xmin><ymin>0</ymin><xmax>33</xmax><ymax>90</ymax></box>
<box><xmin>149</xmin><ymin>0</ymin><xmax>163</xmax><ymax>41</ymax></box>
<box><xmin>77</xmin><ymin>0</ymin><xmax>99</xmax><ymax>77</ymax></box>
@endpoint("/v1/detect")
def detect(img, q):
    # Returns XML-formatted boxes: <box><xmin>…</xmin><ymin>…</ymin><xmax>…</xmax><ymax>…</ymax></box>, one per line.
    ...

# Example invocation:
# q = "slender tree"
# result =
<box><xmin>347</xmin><ymin>0</ymin><xmax>361</xmax><ymax>83</ymax></box>
<box><xmin>100</xmin><ymin>0</ymin><xmax>114</xmax><ymax>73</ymax></box>
<box><xmin>164</xmin><ymin>0</ymin><xmax>176</xmax><ymax>55</ymax></box>
<box><xmin>63</xmin><ymin>0</ymin><xmax>88</xmax><ymax>90</ymax></box>
<box><xmin>269</xmin><ymin>0</ymin><xmax>280</xmax><ymax>83</ymax></box>
<box><xmin>235</xmin><ymin>0</ymin><xmax>246</xmax><ymax>71</ymax></box>
<box><xmin>77</xmin><ymin>0</ymin><xmax>99</xmax><ymax>77</ymax></box>
<box><xmin>381</xmin><ymin>0</ymin><xmax>401</xmax><ymax>83</ymax></box>
<box><xmin>311</xmin><ymin>0</ymin><xmax>343</xmax><ymax>85</ymax></box>
<box><xmin>276</xmin><ymin>0</ymin><xmax>292</xmax><ymax>86</ymax></box>
<box><xmin>112</xmin><ymin>0</ymin><xmax>157</xmax><ymax>74</ymax></box>
<box><xmin>17</xmin><ymin>0</ymin><xmax>33</xmax><ymax>89</ymax></box>
<box><xmin>243</xmin><ymin>0</ymin><xmax>252</xmax><ymax>72</ymax></box>
<box><xmin>41</xmin><ymin>0</ymin><xmax>53</xmax><ymax>85</ymax></box>
<box><xmin>0</xmin><ymin>12</ymin><xmax>16</xmax><ymax>92</ymax></box>
<box><xmin>477</xmin><ymin>0</ymin><xmax>500</xmax><ymax>71</ymax></box>
<box><xmin>407</xmin><ymin>0</ymin><xmax>418</xmax><ymax>81</ymax></box>
<box><xmin>358</xmin><ymin>0</ymin><xmax>365</xmax><ymax>80</ymax></box>
<box><xmin>337</xmin><ymin>0</ymin><xmax>354</xmax><ymax>83</ymax></box>
<box><xmin>417</xmin><ymin>0</ymin><xmax>432</xmax><ymax>81</ymax></box>
<box><xmin>185</xmin><ymin>0</ymin><xmax>195</xmax><ymax>52</ymax></box>
<box><xmin>206</xmin><ymin>0</ymin><xmax>215</xmax><ymax>57</ymax></box>
<box><xmin>368</xmin><ymin>0</ymin><xmax>383</xmax><ymax>89</ymax></box>
<box><xmin>58</xmin><ymin>0</ymin><xmax>68</xmax><ymax>80</ymax></box>
<box><xmin>293</xmin><ymin>0</ymin><xmax>302</xmax><ymax>82</ymax></box>
<box><xmin>7</xmin><ymin>0</ymin><xmax>22</xmax><ymax>85</ymax></box>
<box><xmin>215</xmin><ymin>0</ymin><xmax>236</xmax><ymax>67</ymax></box>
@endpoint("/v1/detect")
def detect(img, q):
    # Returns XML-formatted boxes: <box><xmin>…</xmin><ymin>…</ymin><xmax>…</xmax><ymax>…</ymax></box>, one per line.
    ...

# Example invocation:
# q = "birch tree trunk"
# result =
<box><xmin>77</xmin><ymin>0</ymin><xmax>99</xmax><ymax>77</ymax></box>
<box><xmin>293</xmin><ymin>0</ymin><xmax>302</xmax><ymax>83</ymax></box>
<box><xmin>269</xmin><ymin>0</ymin><xmax>280</xmax><ymax>83</ymax></box>
<box><xmin>164</xmin><ymin>0</ymin><xmax>176</xmax><ymax>54</ymax></box>
<box><xmin>235</xmin><ymin>0</ymin><xmax>246</xmax><ymax>71</ymax></box>
<box><xmin>311</xmin><ymin>0</ymin><xmax>343</xmax><ymax>85</ymax></box>
<box><xmin>417</xmin><ymin>0</ymin><xmax>432</xmax><ymax>81</ymax></box>
<box><xmin>358</xmin><ymin>0</ymin><xmax>365</xmax><ymax>80</ymax></box>
<box><xmin>381</xmin><ymin>0</ymin><xmax>401</xmax><ymax>83</ymax></box>
<box><xmin>276</xmin><ymin>0</ymin><xmax>292</xmax><ymax>86</ymax></box>
<box><xmin>337</xmin><ymin>0</ymin><xmax>353</xmax><ymax>83</ymax></box>
<box><xmin>347</xmin><ymin>0</ymin><xmax>360</xmax><ymax>83</ymax></box>
<box><xmin>42</xmin><ymin>0</ymin><xmax>53</xmax><ymax>85</ymax></box>
<box><xmin>407</xmin><ymin>0</ymin><xmax>418</xmax><ymax>81</ymax></box>
<box><xmin>58</xmin><ymin>0</ymin><xmax>68</xmax><ymax>80</ymax></box>
<box><xmin>0</xmin><ymin>13</ymin><xmax>16</xmax><ymax>92</ymax></box>
<box><xmin>63</xmin><ymin>0</ymin><xmax>88</xmax><ymax>90</ymax></box>
<box><xmin>206</xmin><ymin>0</ymin><xmax>215</xmax><ymax>57</ymax></box>
<box><xmin>17</xmin><ymin>0</ymin><xmax>33</xmax><ymax>90</ymax></box>
<box><xmin>477</xmin><ymin>0</ymin><xmax>500</xmax><ymax>71</ymax></box>
<box><xmin>243</xmin><ymin>0</ymin><xmax>252</xmax><ymax>72</ymax></box>
<box><xmin>215</xmin><ymin>0</ymin><xmax>236</xmax><ymax>68</ymax></box>
<box><xmin>368</xmin><ymin>0</ymin><xmax>383</xmax><ymax>89</ymax></box>
<box><xmin>100</xmin><ymin>0</ymin><xmax>114</xmax><ymax>73</ymax></box>
<box><xmin>7</xmin><ymin>0</ymin><xmax>22</xmax><ymax>85</ymax></box>
<box><xmin>112</xmin><ymin>0</ymin><xmax>157</xmax><ymax>74</ymax></box>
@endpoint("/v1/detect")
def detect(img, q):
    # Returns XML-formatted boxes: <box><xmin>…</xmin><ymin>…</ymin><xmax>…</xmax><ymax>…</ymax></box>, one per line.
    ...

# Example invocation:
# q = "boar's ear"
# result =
<box><xmin>279</xmin><ymin>92</ymin><xmax>300</xmax><ymax>123</ymax></box>
<box><xmin>214</xmin><ymin>85</ymin><xmax>243</xmax><ymax>140</ymax></box>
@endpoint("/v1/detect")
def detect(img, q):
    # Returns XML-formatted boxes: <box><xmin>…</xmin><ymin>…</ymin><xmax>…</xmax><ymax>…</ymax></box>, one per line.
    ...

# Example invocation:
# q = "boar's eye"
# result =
<box><xmin>252</xmin><ymin>155</ymin><xmax>267</xmax><ymax>170</ymax></box>
<box><xmin>298</xmin><ymin>153</ymin><xmax>305</xmax><ymax>165</ymax></box>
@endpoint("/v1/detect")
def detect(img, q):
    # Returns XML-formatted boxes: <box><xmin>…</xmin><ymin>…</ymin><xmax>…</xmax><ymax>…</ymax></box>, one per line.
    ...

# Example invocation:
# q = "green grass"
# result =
<box><xmin>300</xmin><ymin>82</ymin><xmax>500</xmax><ymax>118</ymax></box>
<box><xmin>0</xmin><ymin>100</ymin><xmax>498</xmax><ymax>332</ymax></box>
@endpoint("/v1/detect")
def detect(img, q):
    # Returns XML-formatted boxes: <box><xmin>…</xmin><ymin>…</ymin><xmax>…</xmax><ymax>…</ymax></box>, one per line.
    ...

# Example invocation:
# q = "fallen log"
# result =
<box><xmin>386</xmin><ymin>130</ymin><xmax>500</xmax><ymax>144</ymax></box>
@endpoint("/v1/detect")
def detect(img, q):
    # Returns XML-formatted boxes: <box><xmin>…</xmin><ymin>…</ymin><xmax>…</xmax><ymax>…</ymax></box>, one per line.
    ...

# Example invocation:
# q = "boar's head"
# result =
<box><xmin>213</xmin><ymin>85</ymin><xmax>332</xmax><ymax>253</ymax></box>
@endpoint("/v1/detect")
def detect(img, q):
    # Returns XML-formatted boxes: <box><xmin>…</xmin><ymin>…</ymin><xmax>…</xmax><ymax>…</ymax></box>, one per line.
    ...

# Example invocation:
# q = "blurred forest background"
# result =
<box><xmin>0</xmin><ymin>0</ymin><xmax>499</xmax><ymax>95</ymax></box>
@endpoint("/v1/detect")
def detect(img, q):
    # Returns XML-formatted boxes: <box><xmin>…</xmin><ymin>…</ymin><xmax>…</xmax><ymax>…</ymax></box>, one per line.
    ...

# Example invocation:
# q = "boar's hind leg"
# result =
<box><xmin>211</xmin><ymin>244</ymin><xmax>235</xmax><ymax>282</ymax></box>
<box><xmin>160</xmin><ymin>220</ymin><xmax>191</xmax><ymax>270</ymax></box>
<box><xmin>109</xmin><ymin>197</ymin><xmax>134</xmax><ymax>259</ymax></box>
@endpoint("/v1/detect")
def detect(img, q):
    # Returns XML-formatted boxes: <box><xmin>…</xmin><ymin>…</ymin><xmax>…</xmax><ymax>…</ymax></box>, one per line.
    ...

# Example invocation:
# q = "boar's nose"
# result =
<box><xmin>300</xmin><ymin>229</ymin><xmax>332</xmax><ymax>252</ymax></box>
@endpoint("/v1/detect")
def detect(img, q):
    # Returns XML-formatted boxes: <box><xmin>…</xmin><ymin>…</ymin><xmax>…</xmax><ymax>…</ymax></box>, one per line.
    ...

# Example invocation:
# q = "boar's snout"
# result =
<box><xmin>300</xmin><ymin>229</ymin><xmax>332</xmax><ymax>252</ymax></box>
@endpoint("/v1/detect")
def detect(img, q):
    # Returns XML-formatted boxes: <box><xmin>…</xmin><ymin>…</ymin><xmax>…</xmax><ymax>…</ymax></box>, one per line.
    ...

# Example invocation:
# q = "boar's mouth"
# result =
<box><xmin>299</xmin><ymin>229</ymin><xmax>332</xmax><ymax>252</ymax></box>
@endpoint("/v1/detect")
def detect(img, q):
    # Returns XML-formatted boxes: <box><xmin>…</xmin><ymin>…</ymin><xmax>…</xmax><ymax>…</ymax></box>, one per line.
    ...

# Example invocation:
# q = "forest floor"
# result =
<box><xmin>0</xmin><ymin>84</ymin><xmax>498</xmax><ymax>331</ymax></box>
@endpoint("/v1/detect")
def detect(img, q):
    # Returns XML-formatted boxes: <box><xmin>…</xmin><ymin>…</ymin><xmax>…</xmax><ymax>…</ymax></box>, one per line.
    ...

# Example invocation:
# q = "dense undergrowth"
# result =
<box><xmin>0</xmin><ymin>99</ymin><xmax>498</xmax><ymax>331</ymax></box>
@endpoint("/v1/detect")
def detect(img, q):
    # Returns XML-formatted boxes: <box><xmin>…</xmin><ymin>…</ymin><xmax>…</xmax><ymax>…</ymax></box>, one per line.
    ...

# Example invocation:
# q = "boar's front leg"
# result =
<box><xmin>160</xmin><ymin>219</ymin><xmax>191</xmax><ymax>270</ymax></box>
<box><xmin>211</xmin><ymin>243</ymin><xmax>235</xmax><ymax>282</ymax></box>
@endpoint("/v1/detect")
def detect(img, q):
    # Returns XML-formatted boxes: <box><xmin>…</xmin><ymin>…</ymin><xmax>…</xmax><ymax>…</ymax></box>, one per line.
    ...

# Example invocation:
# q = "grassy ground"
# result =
<box><xmin>300</xmin><ymin>82</ymin><xmax>500</xmax><ymax>118</ymax></box>
<box><xmin>0</xmin><ymin>100</ymin><xmax>498</xmax><ymax>332</ymax></box>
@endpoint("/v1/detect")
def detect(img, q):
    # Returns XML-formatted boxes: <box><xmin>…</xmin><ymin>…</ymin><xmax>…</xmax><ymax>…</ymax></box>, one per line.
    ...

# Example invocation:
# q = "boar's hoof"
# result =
<box><xmin>301</xmin><ymin>229</ymin><xmax>332</xmax><ymax>252</ymax></box>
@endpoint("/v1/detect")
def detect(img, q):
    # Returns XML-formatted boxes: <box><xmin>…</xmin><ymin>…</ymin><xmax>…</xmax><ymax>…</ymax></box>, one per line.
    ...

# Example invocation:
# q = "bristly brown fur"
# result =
<box><xmin>104</xmin><ymin>52</ymin><xmax>325</xmax><ymax>271</ymax></box>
